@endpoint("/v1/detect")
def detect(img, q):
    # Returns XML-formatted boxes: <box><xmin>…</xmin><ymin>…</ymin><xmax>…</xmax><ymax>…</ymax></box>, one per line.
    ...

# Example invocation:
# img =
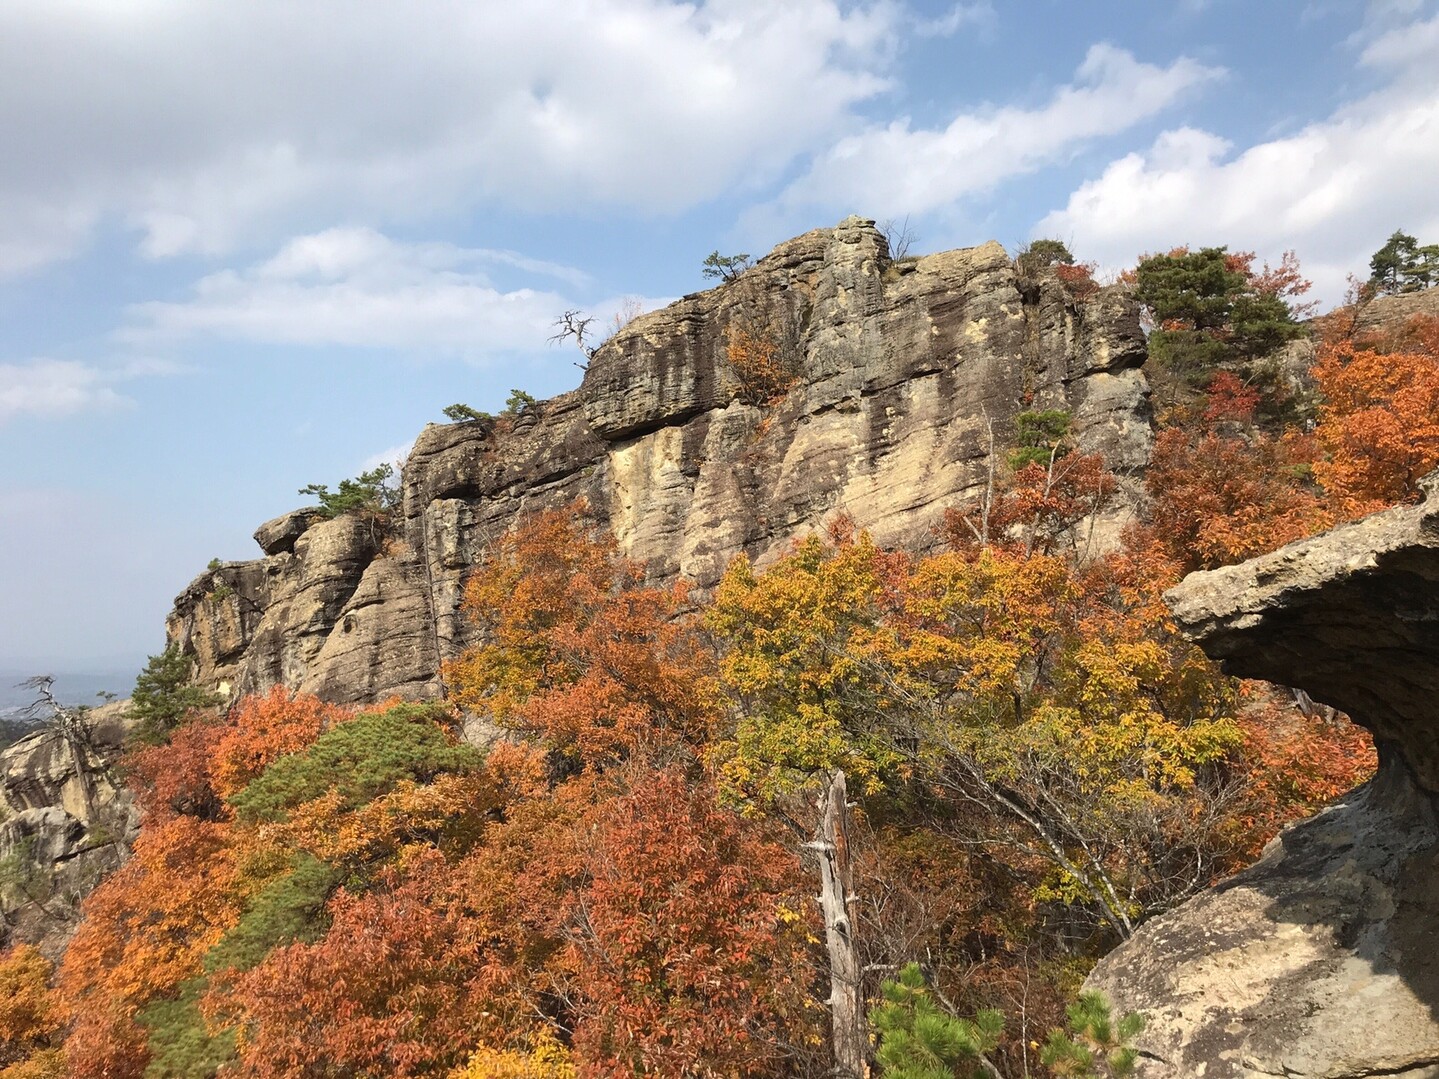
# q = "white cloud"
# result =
<box><xmin>0</xmin><ymin>0</ymin><xmax>896</xmax><ymax>276</ymax></box>
<box><xmin>0</xmin><ymin>355</ymin><xmax>183</xmax><ymax>423</ymax></box>
<box><xmin>758</xmin><ymin>44</ymin><xmax>1223</xmax><ymax>226</ymax></box>
<box><xmin>0</xmin><ymin>359</ymin><xmax>145</xmax><ymax>422</ymax></box>
<box><xmin>1035</xmin><ymin>11</ymin><xmax>1439</xmax><ymax>304</ymax></box>
<box><xmin>912</xmin><ymin>2</ymin><xmax>994</xmax><ymax>37</ymax></box>
<box><xmin>361</xmin><ymin>441</ymin><xmax>413</xmax><ymax>476</ymax></box>
<box><xmin>120</xmin><ymin>227</ymin><xmax>664</xmax><ymax>358</ymax></box>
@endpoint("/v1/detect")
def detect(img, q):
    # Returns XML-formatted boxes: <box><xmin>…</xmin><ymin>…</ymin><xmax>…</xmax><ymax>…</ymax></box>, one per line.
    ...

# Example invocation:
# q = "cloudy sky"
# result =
<box><xmin>3</xmin><ymin>0</ymin><xmax>1437</xmax><ymax>676</ymax></box>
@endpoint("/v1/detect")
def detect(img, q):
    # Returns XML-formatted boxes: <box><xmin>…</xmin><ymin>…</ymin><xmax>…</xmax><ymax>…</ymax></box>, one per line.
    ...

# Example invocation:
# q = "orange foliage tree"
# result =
<box><xmin>943</xmin><ymin>450</ymin><xmax>1117</xmax><ymax>559</ymax></box>
<box><xmin>216</xmin><ymin>856</ymin><xmax>485</xmax><ymax>1079</ymax></box>
<box><xmin>1144</xmin><ymin>425</ymin><xmax>1332</xmax><ymax>573</ymax></box>
<box><xmin>0</xmin><ymin>945</ymin><xmax>65</xmax><ymax>1079</ymax></box>
<box><xmin>444</xmin><ymin>504</ymin><xmax>718</xmax><ymax>770</ymax></box>
<box><xmin>124</xmin><ymin>715</ymin><xmax>228</xmax><ymax>823</ymax></box>
<box><xmin>210</xmin><ymin>686</ymin><xmax>353</xmax><ymax>799</ymax></box>
<box><xmin>725</xmin><ymin>325</ymin><xmax>797</xmax><ymax>405</ymax></box>
<box><xmin>709</xmin><ymin>515</ymin><xmax>1245</xmax><ymax>942</ymax></box>
<box><xmin>518</xmin><ymin>769</ymin><xmax>821</xmax><ymax>1078</ymax></box>
<box><xmin>59</xmin><ymin>817</ymin><xmax>249</xmax><ymax>1079</ymax></box>
<box><xmin>1228</xmin><ymin>685</ymin><xmax>1376</xmax><ymax>859</ymax></box>
<box><xmin>1311</xmin><ymin>315</ymin><xmax>1439</xmax><ymax>514</ymax></box>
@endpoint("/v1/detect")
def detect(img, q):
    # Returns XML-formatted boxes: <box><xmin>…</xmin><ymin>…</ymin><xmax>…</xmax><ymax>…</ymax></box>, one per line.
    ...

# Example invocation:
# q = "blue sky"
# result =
<box><xmin>2</xmin><ymin>0</ymin><xmax>1437</xmax><ymax>674</ymax></box>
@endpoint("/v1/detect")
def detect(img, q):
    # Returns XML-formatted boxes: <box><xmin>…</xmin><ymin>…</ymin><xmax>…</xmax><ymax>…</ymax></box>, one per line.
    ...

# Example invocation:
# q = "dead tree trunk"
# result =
<box><xmin>23</xmin><ymin>676</ymin><xmax>98</xmax><ymax>823</ymax></box>
<box><xmin>808</xmin><ymin>770</ymin><xmax>865</xmax><ymax>1078</ymax></box>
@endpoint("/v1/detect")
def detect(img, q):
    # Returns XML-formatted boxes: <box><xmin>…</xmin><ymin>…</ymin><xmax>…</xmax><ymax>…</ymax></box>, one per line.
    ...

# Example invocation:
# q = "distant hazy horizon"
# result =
<box><xmin>0</xmin><ymin>668</ymin><xmax>139</xmax><ymax>713</ymax></box>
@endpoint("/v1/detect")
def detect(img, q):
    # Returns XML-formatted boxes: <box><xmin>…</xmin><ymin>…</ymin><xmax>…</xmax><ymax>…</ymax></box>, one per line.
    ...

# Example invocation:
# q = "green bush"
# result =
<box><xmin>227</xmin><ymin>704</ymin><xmax>481</xmax><ymax>823</ymax></box>
<box><xmin>504</xmin><ymin>389</ymin><xmax>537</xmax><ymax>414</ymax></box>
<box><xmin>1017</xmin><ymin>238</ymin><xmax>1076</xmax><ymax>275</ymax></box>
<box><xmin>870</xmin><ymin>963</ymin><xmax>1003</xmax><ymax>1079</ymax></box>
<box><xmin>701</xmin><ymin>250</ymin><xmax>752</xmax><ymax>283</ymax></box>
<box><xmin>443</xmin><ymin>403</ymin><xmax>493</xmax><ymax>424</ymax></box>
<box><xmin>205</xmin><ymin>853</ymin><xmax>338</xmax><ymax>974</ymax></box>
<box><xmin>1009</xmin><ymin>409</ymin><xmax>1072</xmax><ymax>470</ymax></box>
<box><xmin>138</xmin><ymin>978</ymin><xmax>238</xmax><ymax>1079</ymax></box>
<box><xmin>870</xmin><ymin>965</ymin><xmax>1145</xmax><ymax>1079</ymax></box>
<box><xmin>1041</xmin><ymin>991</ymin><xmax>1146</xmax><ymax>1078</ymax></box>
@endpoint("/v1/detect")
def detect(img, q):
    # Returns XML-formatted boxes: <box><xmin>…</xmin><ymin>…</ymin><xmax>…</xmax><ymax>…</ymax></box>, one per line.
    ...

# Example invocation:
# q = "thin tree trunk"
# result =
<box><xmin>810</xmin><ymin>770</ymin><xmax>865</xmax><ymax>1078</ymax></box>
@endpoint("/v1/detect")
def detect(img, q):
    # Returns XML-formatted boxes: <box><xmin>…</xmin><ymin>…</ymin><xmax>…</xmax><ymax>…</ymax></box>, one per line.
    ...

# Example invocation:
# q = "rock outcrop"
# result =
<box><xmin>1086</xmin><ymin>477</ymin><xmax>1439</xmax><ymax>1078</ymax></box>
<box><xmin>169</xmin><ymin>218</ymin><xmax>1152</xmax><ymax>705</ymax></box>
<box><xmin>0</xmin><ymin>702</ymin><xmax>137</xmax><ymax>956</ymax></box>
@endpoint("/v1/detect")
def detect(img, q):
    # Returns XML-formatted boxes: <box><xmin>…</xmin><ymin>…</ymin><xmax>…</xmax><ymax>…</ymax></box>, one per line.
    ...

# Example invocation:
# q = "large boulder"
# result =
<box><xmin>1086</xmin><ymin>477</ymin><xmax>1439</xmax><ymax>1078</ymax></box>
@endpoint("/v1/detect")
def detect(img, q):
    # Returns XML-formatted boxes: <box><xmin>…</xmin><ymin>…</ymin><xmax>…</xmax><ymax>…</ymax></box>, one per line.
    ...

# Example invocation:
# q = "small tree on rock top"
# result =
<box><xmin>702</xmin><ymin>250</ymin><xmax>753</xmax><ymax>283</ymax></box>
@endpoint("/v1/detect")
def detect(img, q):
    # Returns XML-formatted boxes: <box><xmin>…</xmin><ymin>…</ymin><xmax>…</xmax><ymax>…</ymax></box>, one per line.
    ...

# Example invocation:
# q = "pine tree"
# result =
<box><xmin>869</xmin><ymin>963</ymin><xmax>1003</xmax><ymax>1079</ymax></box>
<box><xmin>129</xmin><ymin>646</ymin><xmax>217</xmax><ymax>745</ymax></box>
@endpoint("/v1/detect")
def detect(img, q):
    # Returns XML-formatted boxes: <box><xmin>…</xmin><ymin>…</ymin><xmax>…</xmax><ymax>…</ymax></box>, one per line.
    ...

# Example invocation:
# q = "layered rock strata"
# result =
<box><xmin>169</xmin><ymin>218</ymin><xmax>1152</xmax><ymax>705</ymax></box>
<box><xmin>0</xmin><ymin>702</ymin><xmax>137</xmax><ymax>955</ymax></box>
<box><xmin>1087</xmin><ymin>477</ymin><xmax>1439</xmax><ymax>1078</ymax></box>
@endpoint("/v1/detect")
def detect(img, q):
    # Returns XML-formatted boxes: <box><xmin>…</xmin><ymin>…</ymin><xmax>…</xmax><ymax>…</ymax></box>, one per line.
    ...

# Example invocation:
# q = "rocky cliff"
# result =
<box><xmin>0</xmin><ymin>702</ymin><xmax>136</xmax><ymax>955</ymax></box>
<box><xmin>169</xmin><ymin>217</ymin><xmax>1152</xmax><ymax>705</ymax></box>
<box><xmin>1087</xmin><ymin>476</ymin><xmax>1439</xmax><ymax>1078</ymax></box>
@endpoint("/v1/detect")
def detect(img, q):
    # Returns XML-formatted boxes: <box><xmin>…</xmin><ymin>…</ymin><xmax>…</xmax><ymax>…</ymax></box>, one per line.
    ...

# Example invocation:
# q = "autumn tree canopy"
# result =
<box><xmin>39</xmin><ymin>234</ymin><xmax>1416</xmax><ymax>1079</ymax></box>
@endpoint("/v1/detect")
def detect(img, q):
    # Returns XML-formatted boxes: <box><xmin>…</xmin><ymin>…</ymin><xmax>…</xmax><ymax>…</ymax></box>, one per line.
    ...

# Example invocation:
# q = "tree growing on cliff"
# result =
<box><xmin>702</xmin><ymin>250</ymin><xmax>752</xmax><ymax>283</ymax></box>
<box><xmin>1134</xmin><ymin>247</ymin><xmax>1308</xmax><ymax>373</ymax></box>
<box><xmin>298</xmin><ymin>463</ymin><xmax>400</xmax><ymax>521</ymax></box>
<box><xmin>1368</xmin><ymin>230</ymin><xmax>1439</xmax><ymax>295</ymax></box>
<box><xmin>443</xmin><ymin>403</ymin><xmax>492</xmax><ymax>423</ymax></box>
<box><xmin>443</xmin><ymin>503</ymin><xmax>717</xmax><ymax>770</ymax></box>
<box><xmin>1132</xmin><ymin>247</ymin><xmax>1311</xmax><ymax>423</ymax></box>
<box><xmin>1015</xmin><ymin>238</ymin><xmax>1075</xmax><ymax>275</ymax></box>
<box><xmin>129</xmin><ymin>646</ymin><xmax>218</xmax><ymax>746</ymax></box>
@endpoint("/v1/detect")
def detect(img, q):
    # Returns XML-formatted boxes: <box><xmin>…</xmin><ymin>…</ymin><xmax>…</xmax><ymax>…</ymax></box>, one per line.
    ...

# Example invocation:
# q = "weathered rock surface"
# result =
<box><xmin>169</xmin><ymin>218</ymin><xmax>1152</xmax><ymax>705</ymax></box>
<box><xmin>1087</xmin><ymin>478</ymin><xmax>1439</xmax><ymax>1078</ymax></box>
<box><xmin>1348</xmin><ymin>285</ymin><xmax>1439</xmax><ymax>340</ymax></box>
<box><xmin>1167</xmin><ymin>473</ymin><xmax>1439</xmax><ymax>791</ymax></box>
<box><xmin>253</xmin><ymin>507</ymin><xmax>321</xmax><ymax>556</ymax></box>
<box><xmin>0</xmin><ymin>702</ymin><xmax>137</xmax><ymax>956</ymax></box>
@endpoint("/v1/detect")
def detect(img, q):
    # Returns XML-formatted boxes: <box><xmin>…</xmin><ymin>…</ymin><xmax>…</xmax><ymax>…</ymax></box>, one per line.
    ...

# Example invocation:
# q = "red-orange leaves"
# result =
<box><xmin>1230</xmin><ymin>686</ymin><xmax>1376</xmax><ymax>858</ymax></box>
<box><xmin>0</xmin><ymin>945</ymin><xmax>65</xmax><ymax>1078</ymax></box>
<box><xmin>220</xmin><ymin>857</ymin><xmax>482</xmax><ymax>1079</ymax></box>
<box><xmin>546</xmin><ymin>770</ymin><xmax>819</xmax><ymax>1079</ymax></box>
<box><xmin>1144</xmin><ymin>427</ymin><xmax>1332</xmax><ymax>573</ymax></box>
<box><xmin>58</xmin><ymin>817</ymin><xmax>248</xmax><ymax>1079</ymax></box>
<box><xmin>211</xmin><ymin>687</ymin><xmax>353</xmax><ymax>799</ymax></box>
<box><xmin>124</xmin><ymin>716</ymin><xmax>228</xmax><ymax>823</ymax></box>
<box><xmin>942</xmin><ymin>453</ymin><xmax>1116</xmax><ymax>559</ymax></box>
<box><xmin>1312</xmin><ymin>322</ymin><xmax>1439</xmax><ymax>514</ymax></box>
<box><xmin>1202</xmin><ymin>371</ymin><xmax>1261</xmax><ymax>426</ymax></box>
<box><xmin>445</xmin><ymin>505</ymin><xmax>718</xmax><ymax>769</ymax></box>
<box><xmin>60</xmin><ymin>819</ymin><xmax>244</xmax><ymax>1011</ymax></box>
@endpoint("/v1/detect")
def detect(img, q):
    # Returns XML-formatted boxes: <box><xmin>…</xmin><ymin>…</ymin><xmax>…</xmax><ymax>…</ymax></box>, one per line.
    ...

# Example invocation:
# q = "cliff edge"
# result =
<box><xmin>168</xmin><ymin>217</ymin><xmax>1151</xmax><ymax>705</ymax></box>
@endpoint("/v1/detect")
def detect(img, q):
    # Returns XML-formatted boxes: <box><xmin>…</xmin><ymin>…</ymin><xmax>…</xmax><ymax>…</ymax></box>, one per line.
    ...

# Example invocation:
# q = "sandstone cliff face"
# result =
<box><xmin>1087</xmin><ymin>477</ymin><xmax>1439</xmax><ymax>1078</ymax></box>
<box><xmin>170</xmin><ymin>218</ymin><xmax>1152</xmax><ymax>705</ymax></box>
<box><xmin>0</xmin><ymin>702</ymin><xmax>137</xmax><ymax>955</ymax></box>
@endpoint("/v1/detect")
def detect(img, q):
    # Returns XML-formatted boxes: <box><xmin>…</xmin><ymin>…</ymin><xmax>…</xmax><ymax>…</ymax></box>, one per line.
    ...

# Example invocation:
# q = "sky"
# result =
<box><xmin>2</xmin><ymin>0</ymin><xmax>1437</xmax><ymax>676</ymax></box>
